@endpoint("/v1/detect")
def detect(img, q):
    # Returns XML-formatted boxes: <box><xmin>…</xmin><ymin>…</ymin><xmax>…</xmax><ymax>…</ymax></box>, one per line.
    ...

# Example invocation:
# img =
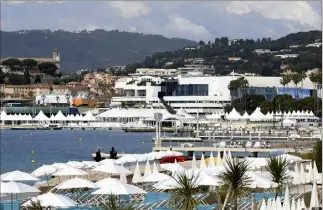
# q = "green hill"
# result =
<box><xmin>125</xmin><ymin>30</ymin><xmax>322</xmax><ymax>76</ymax></box>
<box><xmin>0</xmin><ymin>29</ymin><xmax>197</xmax><ymax>72</ymax></box>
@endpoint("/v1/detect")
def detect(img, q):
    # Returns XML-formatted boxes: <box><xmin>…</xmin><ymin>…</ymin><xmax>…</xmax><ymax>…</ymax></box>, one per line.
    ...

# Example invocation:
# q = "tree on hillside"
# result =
<box><xmin>38</xmin><ymin>62</ymin><xmax>58</xmax><ymax>76</ymax></box>
<box><xmin>24</xmin><ymin>69</ymin><xmax>31</xmax><ymax>84</ymax></box>
<box><xmin>1</xmin><ymin>58</ymin><xmax>22</xmax><ymax>70</ymax></box>
<box><xmin>198</xmin><ymin>41</ymin><xmax>205</xmax><ymax>46</ymax></box>
<box><xmin>22</xmin><ymin>59</ymin><xmax>38</xmax><ymax>70</ymax></box>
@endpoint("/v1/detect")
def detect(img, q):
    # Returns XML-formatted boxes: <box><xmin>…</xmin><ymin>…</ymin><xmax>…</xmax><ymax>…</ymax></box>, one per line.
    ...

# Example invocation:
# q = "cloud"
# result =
<box><xmin>1</xmin><ymin>1</ymin><xmax>66</xmax><ymax>4</ymax></box>
<box><xmin>108</xmin><ymin>1</ymin><xmax>151</xmax><ymax>19</ymax></box>
<box><xmin>164</xmin><ymin>14</ymin><xmax>213</xmax><ymax>41</ymax></box>
<box><xmin>225</xmin><ymin>1</ymin><xmax>321</xmax><ymax>29</ymax></box>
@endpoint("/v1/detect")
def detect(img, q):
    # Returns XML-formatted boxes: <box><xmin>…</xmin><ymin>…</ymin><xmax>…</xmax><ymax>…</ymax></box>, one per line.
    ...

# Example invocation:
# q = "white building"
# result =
<box><xmin>306</xmin><ymin>43</ymin><xmax>322</xmax><ymax>48</ymax></box>
<box><xmin>274</xmin><ymin>54</ymin><xmax>299</xmax><ymax>59</ymax></box>
<box><xmin>253</xmin><ymin>49</ymin><xmax>271</xmax><ymax>54</ymax></box>
<box><xmin>112</xmin><ymin>75</ymin><xmax>315</xmax><ymax>116</ymax></box>
<box><xmin>35</xmin><ymin>91</ymin><xmax>72</xmax><ymax>106</ymax></box>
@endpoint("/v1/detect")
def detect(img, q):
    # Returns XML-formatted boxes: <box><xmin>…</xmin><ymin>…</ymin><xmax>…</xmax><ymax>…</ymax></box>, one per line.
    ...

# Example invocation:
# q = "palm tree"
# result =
<box><xmin>219</xmin><ymin>158</ymin><xmax>251</xmax><ymax>210</ymax></box>
<box><xmin>280</xmin><ymin>75</ymin><xmax>291</xmax><ymax>97</ymax></box>
<box><xmin>265</xmin><ymin>156</ymin><xmax>290</xmax><ymax>198</ymax></box>
<box><xmin>65</xmin><ymin>93</ymin><xmax>70</xmax><ymax>106</ymax></box>
<box><xmin>168</xmin><ymin>173</ymin><xmax>201</xmax><ymax>210</ymax></box>
<box><xmin>100</xmin><ymin>194</ymin><xmax>134</xmax><ymax>210</ymax></box>
<box><xmin>25</xmin><ymin>199</ymin><xmax>51</xmax><ymax>210</ymax></box>
<box><xmin>291</xmin><ymin>73</ymin><xmax>302</xmax><ymax>99</ymax></box>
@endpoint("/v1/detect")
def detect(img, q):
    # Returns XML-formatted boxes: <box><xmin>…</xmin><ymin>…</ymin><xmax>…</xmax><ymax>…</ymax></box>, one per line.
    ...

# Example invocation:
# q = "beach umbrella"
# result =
<box><xmin>290</xmin><ymin>197</ymin><xmax>296</xmax><ymax>210</ymax></box>
<box><xmin>259</xmin><ymin>198</ymin><xmax>267</xmax><ymax>210</ymax></box>
<box><xmin>300</xmin><ymin>198</ymin><xmax>306</xmax><ymax>210</ymax></box>
<box><xmin>208</xmin><ymin>152</ymin><xmax>216</xmax><ymax>168</ymax></box>
<box><xmin>296</xmin><ymin>198</ymin><xmax>301</xmax><ymax>210</ymax></box>
<box><xmin>152</xmin><ymin>162</ymin><xmax>159</xmax><ymax>173</ymax></box>
<box><xmin>153</xmin><ymin>177</ymin><xmax>181</xmax><ymax>190</ymax></box>
<box><xmin>200</xmin><ymin>153</ymin><xmax>206</xmax><ymax>169</ymax></box>
<box><xmin>299</xmin><ymin>164</ymin><xmax>306</xmax><ymax>184</ymax></box>
<box><xmin>52</xmin><ymin>163</ymin><xmax>70</xmax><ymax>169</ymax></box>
<box><xmin>93</xmin><ymin>178</ymin><xmax>146</xmax><ymax>195</ymax></box>
<box><xmin>66</xmin><ymin>161</ymin><xmax>85</xmax><ymax>169</ymax></box>
<box><xmin>191</xmin><ymin>153</ymin><xmax>197</xmax><ymax>170</ymax></box>
<box><xmin>0</xmin><ymin>181</ymin><xmax>40</xmax><ymax>194</ymax></box>
<box><xmin>139</xmin><ymin>172</ymin><xmax>171</xmax><ymax>183</ymax></box>
<box><xmin>160</xmin><ymin>162</ymin><xmax>185</xmax><ymax>174</ymax></box>
<box><xmin>82</xmin><ymin>161</ymin><xmax>100</xmax><ymax>169</ymax></box>
<box><xmin>193</xmin><ymin>171</ymin><xmax>222</xmax><ymax>187</ymax></box>
<box><xmin>276</xmin><ymin>196</ymin><xmax>282</xmax><ymax>210</ymax></box>
<box><xmin>53</xmin><ymin>167</ymin><xmax>88</xmax><ymax>176</ymax></box>
<box><xmin>115</xmin><ymin>154</ymin><xmax>139</xmax><ymax>164</ymax></box>
<box><xmin>202</xmin><ymin>165</ymin><xmax>225</xmax><ymax>176</ymax></box>
<box><xmin>120</xmin><ymin>173</ymin><xmax>127</xmax><ymax>184</ymax></box>
<box><xmin>227</xmin><ymin>150</ymin><xmax>232</xmax><ymax>161</ymax></box>
<box><xmin>1</xmin><ymin>170</ymin><xmax>39</xmax><ymax>182</ymax></box>
<box><xmin>132</xmin><ymin>162</ymin><xmax>141</xmax><ymax>183</ymax></box>
<box><xmin>216</xmin><ymin>151</ymin><xmax>222</xmax><ymax>166</ymax></box>
<box><xmin>143</xmin><ymin>160</ymin><xmax>152</xmax><ymax>177</ymax></box>
<box><xmin>92</xmin><ymin>164</ymin><xmax>132</xmax><ymax>175</ymax></box>
<box><xmin>22</xmin><ymin>193</ymin><xmax>77</xmax><ymax>208</ymax></box>
<box><xmin>54</xmin><ymin>178</ymin><xmax>97</xmax><ymax>189</ymax></box>
<box><xmin>307</xmin><ymin>161</ymin><xmax>314</xmax><ymax>183</ymax></box>
<box><xmin>31</xmin><ymin>165</ymin><xmax>57</xmax><ymax>177</ymax></box>
<box><xmin>223</xmin><ymin>149</ymin><xmax>227</xmax><ymax>161</ymax></box>
<box><xmin>99</xmin><ymin>159</ymin><xmax>115</xmax><ymax>166</ymax></box>
<box><xmin>283</xmin><ymin>186</ymin><xmax>290</xmax><ymax>210</ymax></box>
<box><xmin>279</xmin><ymin>154</ymin><xmax>302</xmax><ymax>163</ymax></box>
<box><xmin>313</xmin><ymin>161</ymin><xmax>319</xmax><ymax>182</ymax></box>
<box><xmin>310</xmin><ymin>181</ymin><xmax>319</xmax><ymax>209</ymax></box>
<box><xmin>246</xmin><ymin>171</ymin><xmax>278</xmax><ymax>189</ymax></box>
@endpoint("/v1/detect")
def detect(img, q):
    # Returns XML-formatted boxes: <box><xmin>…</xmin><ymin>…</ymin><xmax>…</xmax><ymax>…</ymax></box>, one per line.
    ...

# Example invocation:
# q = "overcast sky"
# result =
<box><xmin>1</xmin><ymin>1</ymin><xmax>322</xmax><ymax>41</ymax></box>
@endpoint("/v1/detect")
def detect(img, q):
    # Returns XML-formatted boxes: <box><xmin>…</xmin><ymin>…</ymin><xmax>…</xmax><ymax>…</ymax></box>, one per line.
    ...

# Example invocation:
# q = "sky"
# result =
<box><xmin>1</xmin><ymin>1</ymin><xmax>322</xmax><ymax>42</ymax></box>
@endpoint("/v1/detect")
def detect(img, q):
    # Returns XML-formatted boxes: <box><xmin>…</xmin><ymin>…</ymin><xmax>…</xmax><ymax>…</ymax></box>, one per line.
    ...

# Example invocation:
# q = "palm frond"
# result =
<box><xmin>100</xmin><ymin>194</ymin><xmax>134</xmax><ymax>210</ymax></box>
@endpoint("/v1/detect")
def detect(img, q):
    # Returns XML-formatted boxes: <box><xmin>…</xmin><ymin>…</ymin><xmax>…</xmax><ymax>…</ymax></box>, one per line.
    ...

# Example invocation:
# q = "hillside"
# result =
<box><xmin>125</xmin><ymin>30</ymin><xmax>322</xmax><ymax>76</ymax></box>
<box><xmin>0</xmin><ymin>29</ymin><xmax>197</xmax><ymax>72</ymax></box>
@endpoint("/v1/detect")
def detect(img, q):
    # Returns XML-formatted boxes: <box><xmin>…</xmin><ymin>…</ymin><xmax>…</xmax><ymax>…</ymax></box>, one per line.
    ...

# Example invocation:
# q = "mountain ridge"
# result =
<box><xmin>0</xmin><ymin>29</ymin><xmax>197</xmax><ymax>72</ymax></box>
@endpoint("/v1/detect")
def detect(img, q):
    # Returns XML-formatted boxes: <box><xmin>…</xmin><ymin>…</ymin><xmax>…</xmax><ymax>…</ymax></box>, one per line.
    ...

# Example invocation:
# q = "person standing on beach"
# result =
<box><xmin>95</xmin><ymin>149</ymin><xmax>102</xmax><ymax>162</ymax></box>
<box><xmin>110</xmin><ymin>147</ymin><xmax>117</xmax><ymax>159</ymax></box>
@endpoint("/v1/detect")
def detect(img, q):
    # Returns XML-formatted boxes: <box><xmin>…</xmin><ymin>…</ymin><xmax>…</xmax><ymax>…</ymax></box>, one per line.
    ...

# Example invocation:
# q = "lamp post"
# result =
<box><xmin>154</xmin><ymin>112</ymin><xmax>163</xmax><ymax>147</ymax></box>
<box><xmin>273</xmin><ymin>86</ymin><xmax>276</xmax><ymax>129</ymax></box>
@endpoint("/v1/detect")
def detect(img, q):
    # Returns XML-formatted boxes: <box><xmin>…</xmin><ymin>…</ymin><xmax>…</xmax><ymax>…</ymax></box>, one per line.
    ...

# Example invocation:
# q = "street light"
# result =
<box><xmin>154</xmin><ymin>112</ymin><xmax>163</xmax><ymax>147</ymax></box>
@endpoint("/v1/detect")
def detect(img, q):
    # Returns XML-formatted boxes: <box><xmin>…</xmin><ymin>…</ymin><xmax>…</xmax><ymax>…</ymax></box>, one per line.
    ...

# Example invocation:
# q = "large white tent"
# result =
<box><xmin>249</xmin><ymin>107</ymin><xmax>266</xmax><ymax>121</ymax></box>
<box><xmin>226</xmin><ymin>108</ymin><xmax>241</xmax><ymax>121</ymax></box>
<box><xmin>33</xmin><ymin>110</ymin><xmax>50</xmax><ymax>122</ymax></box>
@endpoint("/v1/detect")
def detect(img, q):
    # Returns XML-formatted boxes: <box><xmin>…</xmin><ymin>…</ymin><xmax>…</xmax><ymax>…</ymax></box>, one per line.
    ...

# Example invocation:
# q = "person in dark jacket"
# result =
<box><xmin>94</xmin><ymin>149</ymin><xmax>102</xmax><ymax>162</ymax></box>
<box><xmin>110</xmin><ymin>147</ymin><xmax>118</xmax><ymax>159</ymax></box>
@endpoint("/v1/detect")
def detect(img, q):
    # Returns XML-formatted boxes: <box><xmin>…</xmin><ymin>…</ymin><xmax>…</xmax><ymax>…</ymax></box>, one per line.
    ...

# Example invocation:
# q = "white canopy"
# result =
<box><xmin>31</xmin><ymin>165</ymin><xmax>57</xmax><ymax>177</ymax></box>
<box><xmin>132</xmin><ymin>162</ymin><xmax>142</xmax><ymax>183</ymax></box>
<box><xmin>0</xmin><ymin>181</ymin><xmax>40</xmax><ymax>194</ymax></box>
<box><xmin>309</xmin><ymin>181</ymin><xmax>319</xmax><ymax>209</ymax></box>
<box><xmin>53</xmin><ymin>110</ymin><xmax>66</xmax><ymax>121</ymax></box>
<box><xmin>246</xmin><ymin>171</ymin><xmax>278</xmax><ymax>189</ymax></box>
<box><xmin>1</xmin><ymin>170</ymin><xmax>40</xmax><ymax>182</ymax></box>
<box><xmin>53</xmin><ymin>167</ymin><xmax>88</xmax><ymax>176</ymax></box>
<box><xmin>51</xmin><ymin>163</ymin><xmax>70</xmax><ymax>169</ymax></box>
<box><xmin>66</xmin><ymin>161</ymin><xmax>85</xmax><ymax>169</ymax></box>
<box><xmin>92</xmin><ymin>164</ymin><xmax>132</xmax><ymax>174</ymax></box>
<box><xmin>241</xmin><ymin>112</ymin><xmax>249</xmax><ymax>120</ymax></box>
<box><xmin>54</xmin><ymin>178</ymin><xmax>97</xmax><ymax>189</ymax></box>
<box><xmin>249</xmin><ymin>107</ymin><xmax>265</xmax><ymax>121</ymax></box>
<box><xmin>83</xmin><ymin>111</ymin><xmax>96</xmax><ymax>121</ymax></box>
<box><xmin>159</xmin><ymin>163</ymin><xmax>185</xmax><ymax>174</ymax></box>
<box><xmin>33</xmin><ymin>110</ymin><xmax>50</xmax><ymax>121</ymax></box>
<box><xmin>22</xmin><ymin>193</ymin><xmax>77</xmax><ymax>208</ymax></box>
<box><xmin>206</xmin><ymin>112</ymin><xmax>221</xmax><ymax>120</ymax></box>
<box><xmin>99</xmin><ymin>159</ymin><xmax>116</xmax><ymax>165</ymax></box>
<box><xmin>226</xmin><ymin>108</ymin><xmax>241</xmax><ymax>121</ymax></box>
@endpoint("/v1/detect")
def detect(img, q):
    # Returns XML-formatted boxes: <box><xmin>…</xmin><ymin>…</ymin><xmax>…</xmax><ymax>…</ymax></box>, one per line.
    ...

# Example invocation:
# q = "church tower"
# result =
<box><xmin>53</xmin><ymin>49</ymin><xmax>60</xmax><ymax>62</ymax></box>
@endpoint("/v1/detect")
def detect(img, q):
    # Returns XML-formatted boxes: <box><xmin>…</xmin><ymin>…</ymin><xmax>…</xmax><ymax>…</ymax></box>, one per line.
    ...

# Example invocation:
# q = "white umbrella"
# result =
<box><xmin>143</xmin><ymin>160</ymin><xmax>152</xmax><ymax>177</ymax></box>
<box><xmin>216</xmin><ymin>151</ymin><xmax>222</xmax><ymax>166</ymax></box>
<box><xmin>283</xmin><ymin>186</ymin><xmax>290</xmax><ymax>210</ymax></box>
<box><xmin>120</xmin><ymin>173</ymin><xmax>127</xmax><ymax>184</ymax></box>
<box><xmin>309</xmin><ymin>181</ymin><xmax>319</xmax><ymax>209</ymax></box>
<box><xmin>202</xmin><ymin>166</ymin><xmax>225</xmax><ymax>176</ymax></box>
<box><xmin>54</xmin><ymin>178</ymin><xmax>97</xmax><ymax>189</ymax></box>
<box><xmin>132</xmin><ymin>162</ymin><xmax>141</xmax><ymax>184</ymax></box>
<box><xmin>53</xmin><ymin>167</ymin><xmax>88</xmax><ymax>176</ymax></box>
<box><xmin>259</xmin><ymin>198</ymin><xmax>267</xmax><ymax>210</ymax></box>
<box><xmin>139</xmin><ymin>172</ymin><xmax>171</xmax><ymax>183</ymax></box>
<box><xmin>296</xmin><ymin>198</ymin><xmax>301</xmax><ymax>210</ymax></box>
<box><xmin>93</xmin><ymin>178</ymin><xmax>146</xmax><ymax>195</ymax></box>
<box><xmin>66</xmin><ymin>161</ymin><xmax>85</xmax><ymax>169</ymax></box>
<box><xmin>1</xmin><ymin>170</ymin><xmax>39</xmax><ymax>182</ymax></box>
<box><xmin>22</xmin><ymin>193</ymin><xmax>77</xmax><ymax>208</ymax></box>
<box><xmin>290</xmin><ymin>198</ymin><xmax>296</xmax><ymax>210</ymax></box>
<box><xmin>160</xmin><ymin>163</ymin><xmax>185</xmax><ymax>174</ymax></box>
<box><xmin>313</xmin><ymin>161</ymin><xmax>319</xmax><ymax>182</ymax></box>
<box><xmin>191</xmin><ymin>153</ymin><xmax>197</xmax><ymax>170</ymax></box>
<box><xmin>153</xmin><ymin>177</ymin><xmax>181</xmax><ymax>190</ymax></box>
<box><xmin>31</xmin><ymin>165</ymin><xmax>57</xmax><ymax>178</ymax></box>
<box><xmin>299</xmin><ymin>164</ymin><xmax>306</xmax><ymax>184</ymax></box>
<box><xmin>200</xmin><ymin>153</ymin><xmax>206</xmax><ymax>169</ymax></box>
<box><xmin>52</xmin><ymin>163</ymin><xmax>70</xmax><ymax>169</ymax></box>
<box><xmin>208</xmin><ymin>152</ymin><xmax>216</xmax><ymax>168</ymax></box>
<box><xmin>115</xmin><ymin>154</ymin><xmax>139</xmax><ymax>164</ymax></box>
<box><xmin>152</xmin><ymin>162</ymin><xmax>159</xmax><ymax>173</ymax></box>
<box><xmin>300</xmin><ymin>198</ymin><xmax>306</xmax><ymax>210</ymax></box>
<box><xmin>0</xmin><ymin>181</ymin><xmax>40</xmax><ymax>193</ymax></box>
<box><xmin>227</xmin><ymin>150</ymin><xmax>232</xmax><ymax>162</ymax></box>
<box><xmin>276</xmin><ymin>196</ymin><xmax>282</xmax><ymax>210</ymax></box>
<box><xmin>99</xmin><ymin>159</ymin><xmax>115</xmax><ymax>165</ymax></box>
<box><xmin>82</xmin><ymin>161</ymin><xmax>100</xmax><ymax>169</ymax></box>
<box><xmin>189</xmin><ymin>170</ymin><xmax>222</xmax><ymax>186</ymax></box>
<box><xmin>279</xmin><ymin>154</ymin><xmax>302</xmax><ymax>163</ymax></box>
<box><xmin>92</xmin><ymin>164</ymin><xmax>132</xmax><ymax>175</ymax></box>
<box><xmin>246</xmin><ymin>172</ymin><xmax>278</xmax><ymax>189</ymax></box>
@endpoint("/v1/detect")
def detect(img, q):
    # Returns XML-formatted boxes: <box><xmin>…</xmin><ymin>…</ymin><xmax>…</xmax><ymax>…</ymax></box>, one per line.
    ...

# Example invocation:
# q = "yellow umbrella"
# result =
<box><xmin>205</xmin><ymin>157</ymin><xmax>217</xmax><ymax>164</ymax></box>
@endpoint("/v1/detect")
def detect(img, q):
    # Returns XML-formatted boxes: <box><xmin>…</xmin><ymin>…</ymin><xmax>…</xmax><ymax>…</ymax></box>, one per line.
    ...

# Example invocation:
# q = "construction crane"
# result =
<box><xmin>157</xmin><ymin>92</ymin><xmax>177</xmax><ymax>115</ymax></box>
